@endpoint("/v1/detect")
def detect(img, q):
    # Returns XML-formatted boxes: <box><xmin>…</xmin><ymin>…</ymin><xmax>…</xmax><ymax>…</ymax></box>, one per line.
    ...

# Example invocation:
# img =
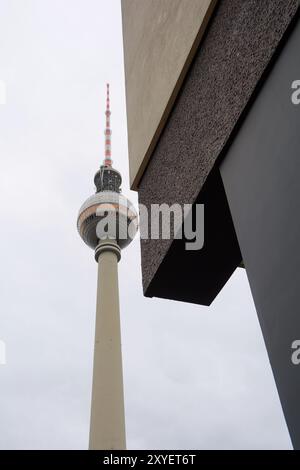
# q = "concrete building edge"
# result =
<box><xmin>121</xmin><ymin>0</ymin><xmax>219</xmax><ymax>190</ymax></box>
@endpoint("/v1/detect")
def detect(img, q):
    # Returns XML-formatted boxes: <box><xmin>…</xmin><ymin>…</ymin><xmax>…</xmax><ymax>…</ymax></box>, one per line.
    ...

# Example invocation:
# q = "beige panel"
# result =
<box><xmin>122</xmin><ymin>0</ymin><xmax>217</xmax><ymax>189</ymax></box>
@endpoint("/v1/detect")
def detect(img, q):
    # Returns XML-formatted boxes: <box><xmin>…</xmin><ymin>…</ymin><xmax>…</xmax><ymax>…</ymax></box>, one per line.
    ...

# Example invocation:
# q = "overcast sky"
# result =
<box><xmin>0</xmin><ymin>0</ymin><xmax>292</xmax><ymax>449</ymax></box>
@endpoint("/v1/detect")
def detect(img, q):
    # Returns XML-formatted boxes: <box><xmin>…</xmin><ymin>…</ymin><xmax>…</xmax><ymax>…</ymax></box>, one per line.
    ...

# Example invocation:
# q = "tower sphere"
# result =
<box><xmin>77</xmin><ymin>165</ymin><xmax>138</xmax><ymax>250</ymax></box>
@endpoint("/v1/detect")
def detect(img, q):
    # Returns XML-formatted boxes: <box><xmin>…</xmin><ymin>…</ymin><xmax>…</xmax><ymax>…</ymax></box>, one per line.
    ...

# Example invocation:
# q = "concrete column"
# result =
<box><xmin>89</xmin><ymin>240</ymin><xmax>126</xmax><ymax>450</ymax></box>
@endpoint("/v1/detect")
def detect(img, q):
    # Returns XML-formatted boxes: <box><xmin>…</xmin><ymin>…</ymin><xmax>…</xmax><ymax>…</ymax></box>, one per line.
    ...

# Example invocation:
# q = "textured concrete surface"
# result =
<box><xmin>121</xmin><ymin>0</ymin><xmax>217</xmax><ymax>188</ymax></box>
<box><xmin>138</xmin><ymin>0</ymin><xmax>299</xmax><ymax>298</ymax></box>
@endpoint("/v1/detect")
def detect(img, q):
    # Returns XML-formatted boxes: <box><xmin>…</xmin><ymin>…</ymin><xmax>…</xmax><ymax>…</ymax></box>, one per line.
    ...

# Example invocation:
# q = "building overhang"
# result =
<box><xmin>122</xmin><ymin>0</ymin><xmax>300</xmax><ymax>305</ymax></box>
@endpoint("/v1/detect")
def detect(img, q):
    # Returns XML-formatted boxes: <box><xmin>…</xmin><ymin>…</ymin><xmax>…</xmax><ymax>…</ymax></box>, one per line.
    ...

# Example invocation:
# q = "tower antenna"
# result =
<box><xmin>103</xmin><ymin>83</ymin><xmax>112</xmax><ymax>167</ymax></box>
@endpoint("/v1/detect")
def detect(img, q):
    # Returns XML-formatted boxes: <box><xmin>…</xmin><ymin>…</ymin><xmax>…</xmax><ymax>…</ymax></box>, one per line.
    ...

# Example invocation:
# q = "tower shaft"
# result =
<box><xmin>89</xmin><ymin>241</ymin><xmax>126</xmax><ymax>450</ymax></box>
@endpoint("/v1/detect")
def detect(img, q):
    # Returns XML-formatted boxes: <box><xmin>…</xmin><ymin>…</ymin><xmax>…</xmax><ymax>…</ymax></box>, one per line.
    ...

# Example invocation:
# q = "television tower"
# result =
<box><xmin>77</xmin><ymin>84</ymin><xmax>138</xmax><ymax>450</ymax></box>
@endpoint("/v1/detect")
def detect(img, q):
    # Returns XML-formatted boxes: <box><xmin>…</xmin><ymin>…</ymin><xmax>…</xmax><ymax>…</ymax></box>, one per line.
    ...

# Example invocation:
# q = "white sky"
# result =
<box><xmin>0</xmin><ymin>0</ymin><xmax>292</xmax><ymax>449</ymax></box>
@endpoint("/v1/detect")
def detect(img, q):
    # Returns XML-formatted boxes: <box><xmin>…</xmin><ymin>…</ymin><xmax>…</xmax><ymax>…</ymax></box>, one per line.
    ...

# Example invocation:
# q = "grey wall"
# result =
<box><xmin>138</xmin><ymin>0</ymin><xmax>299</xmax><ymax>298</ymax></box>
<box><xmin>220</xmin><ymin>17</ymin><xmax>300</xmax><ymax>449</ymax></box>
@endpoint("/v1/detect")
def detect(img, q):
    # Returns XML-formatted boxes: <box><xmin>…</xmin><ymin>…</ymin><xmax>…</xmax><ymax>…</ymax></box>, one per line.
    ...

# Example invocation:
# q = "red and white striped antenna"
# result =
<box><xmin>103</xmin><ymin>83</ymin><xmax>112</xmax><ymax>167</ymax></box>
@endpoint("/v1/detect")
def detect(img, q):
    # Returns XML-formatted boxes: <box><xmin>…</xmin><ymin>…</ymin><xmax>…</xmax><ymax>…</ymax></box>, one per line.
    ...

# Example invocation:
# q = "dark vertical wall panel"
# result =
<box><xmin>220</xmin><ymin>20</ymin><xmax>300</xmax><ymax>448</ymax></box>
